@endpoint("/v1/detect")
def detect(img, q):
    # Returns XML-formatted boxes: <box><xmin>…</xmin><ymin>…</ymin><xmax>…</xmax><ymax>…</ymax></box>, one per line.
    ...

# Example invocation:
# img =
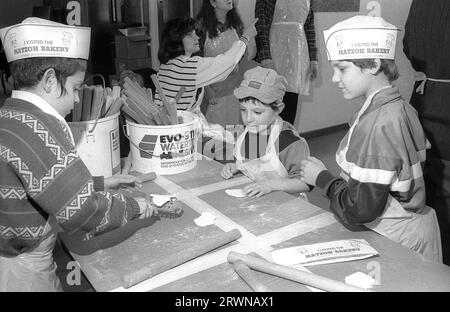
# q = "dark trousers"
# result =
<box><xmin>425</xmin><ymin>157</ymin><xmax>450</xmax><ymax>265</ymax></box>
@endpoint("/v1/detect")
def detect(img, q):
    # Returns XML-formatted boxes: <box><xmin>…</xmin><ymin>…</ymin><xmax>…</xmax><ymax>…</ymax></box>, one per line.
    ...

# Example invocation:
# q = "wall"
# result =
<box><xmin>236</xmin><ymin>0</ymin><xmax>415</xmax><ymax>133</ymax></box>
<box><xmin>0</xmin><ymin>0</ymin><xmax>44</xmax><ymax>28</ymax></box>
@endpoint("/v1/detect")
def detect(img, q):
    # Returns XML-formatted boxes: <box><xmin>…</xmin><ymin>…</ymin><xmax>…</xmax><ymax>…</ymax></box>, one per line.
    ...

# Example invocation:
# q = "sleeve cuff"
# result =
<box><xmin>127</xmin><ymin>197</ymin><xmax>142</xmax><ymax>219</ymax></box>
<box><xmin>239</xmin><ymin>36</ymin><xmax>249</xmax><ymax>45</ymax></box>
<box><xmin>316</xmin><ymin>170</ymin><xmax>336</xmax><ymax>191</ymax></box>
<box><xmin>92</xmin><ymin>176</ymin><xmax>105</xmax><ymax>191</ymax></box>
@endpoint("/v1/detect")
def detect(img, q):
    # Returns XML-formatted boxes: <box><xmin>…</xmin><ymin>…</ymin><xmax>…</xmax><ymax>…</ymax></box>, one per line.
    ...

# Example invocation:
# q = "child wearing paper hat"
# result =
<box><xmin>0</xmin><ymin>18</ymin><xmax>157</xmax><ymax>291</ymax></box>
<box><xmin>300</xmin><ymin>15</ymin><xmax>442</xmax><ymax>263</ymax></box>
<box><xmin>221</xmin><ymin>66</ymin><xmax>312</xmax><ymax>199</ymax></box>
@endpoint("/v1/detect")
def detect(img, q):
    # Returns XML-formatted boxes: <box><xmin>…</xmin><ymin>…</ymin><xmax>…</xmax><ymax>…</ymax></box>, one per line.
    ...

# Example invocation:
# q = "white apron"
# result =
<box><xmin>336</xmin><ymin>88</ymin><xmax>442</xmax><ymax>263</ymax></box>
<box><xmin>235</xmin><ymin>117</ymin><xmax>307</xmax><ymax>200</ymax></box>
<box><xmin>270</xmin><ymin>0</ymin><xmax>311</xmax><ymax>95</ymax></box>
<box><xmin>0</xmin><ymin>91</ymin><xmax>68</xmax><ymax>291</ymax></box>
<box><xmin>0</xmin><ymin>225</ymin><xmax>62</xmax><ymax>292</ymax></box>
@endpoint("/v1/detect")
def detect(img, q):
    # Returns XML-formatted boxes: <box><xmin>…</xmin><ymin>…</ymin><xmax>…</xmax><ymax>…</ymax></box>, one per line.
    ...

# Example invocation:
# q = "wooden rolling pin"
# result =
<box><xmin>227</xmin><ymin>251</ymin><xmax>370</xmax><ymax>292</ymax></box>
<box><xmin>232</xmin><ymin>259</ymin><xmax>272</xmax><ymax>292</ymax></box>
<box><xmin>121</xmin><ymin>228</ymin><xmax>242</xmax><ymax>288</ymax></box>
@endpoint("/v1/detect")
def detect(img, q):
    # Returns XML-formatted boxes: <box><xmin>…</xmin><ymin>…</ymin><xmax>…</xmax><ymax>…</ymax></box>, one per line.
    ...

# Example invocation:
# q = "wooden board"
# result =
<box><xmin>199</xmin><ymin>190</ymin><xmax>324</xmax><ymax>236</ymax></box>
<box><xmin>72</xmin><ymin>203</ymin><xmax>233</xmax><ymax>291</ymax></box>
<box><xmin>153</xmin><ymin>252</ymin><xmax>310</xmax><ymax>292</ymax></box>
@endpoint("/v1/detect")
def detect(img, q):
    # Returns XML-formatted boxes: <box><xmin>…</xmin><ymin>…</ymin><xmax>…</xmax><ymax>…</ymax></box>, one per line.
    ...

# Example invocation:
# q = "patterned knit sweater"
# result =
<box><xmin>0</xmin><ymin>98</ymin><xmax>141</xmax><ymax>257</ymax></box>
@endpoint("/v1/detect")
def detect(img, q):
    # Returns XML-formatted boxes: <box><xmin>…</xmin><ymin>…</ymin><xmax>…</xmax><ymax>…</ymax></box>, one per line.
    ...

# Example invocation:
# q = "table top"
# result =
<box><xmin>68</xmin><ymin>157</ymin><xmax>450</xmax><ymax>292</ymax></box>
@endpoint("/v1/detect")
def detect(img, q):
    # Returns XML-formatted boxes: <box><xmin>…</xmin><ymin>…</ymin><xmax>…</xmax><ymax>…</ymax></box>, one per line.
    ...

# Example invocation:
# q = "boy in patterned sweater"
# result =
<box><xmin>0</xmin><ymin>18</ymin><xmax>154</xmax><ymax>291</ymax></box>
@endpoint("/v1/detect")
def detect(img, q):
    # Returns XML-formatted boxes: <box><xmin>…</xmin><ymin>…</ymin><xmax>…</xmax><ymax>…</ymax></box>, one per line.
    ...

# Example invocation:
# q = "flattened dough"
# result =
<box><xmin>194</xmin><ymin>212</ymin><xmax>216</xmax><ymax>227</ymax></box>
<box><xmin>225</xmin><ymin>189</ymin><xmax>245</xmax><ymax>198</ymax></box>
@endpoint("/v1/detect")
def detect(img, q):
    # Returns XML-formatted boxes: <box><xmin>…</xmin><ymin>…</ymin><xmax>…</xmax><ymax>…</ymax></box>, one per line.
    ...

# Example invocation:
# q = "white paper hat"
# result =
<box><xmin>0</xmin><ymin>17</ymin><xmax>91</xmax><ymax>62</ymax></box>
<box><xmin>323</xmin><ymin>15</ymin><xmax>399</xmax><ymax>61</ymax></box>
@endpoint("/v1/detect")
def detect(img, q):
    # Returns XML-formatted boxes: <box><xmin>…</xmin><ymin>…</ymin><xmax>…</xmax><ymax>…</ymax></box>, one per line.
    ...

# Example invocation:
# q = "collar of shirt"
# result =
<box><xmin>11</xmin><ymin>90</ymin><xmax>74</xmax><ymax>144</ymax></box>
<box><xmin>351</xmin><ymin>85</ymin><xmax>393</xmax><ymax>125</ymax></box>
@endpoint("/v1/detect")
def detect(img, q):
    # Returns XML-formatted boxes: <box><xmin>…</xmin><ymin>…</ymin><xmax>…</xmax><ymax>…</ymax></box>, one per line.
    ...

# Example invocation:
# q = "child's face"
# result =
<box><xmin>182</xmin><ymin>30</ymin><xmax>200</xmax><ymax>56</ymax></box>
<box><xmin>331</xmin><ymin>61</ymin><xmax>372</xmax><ymax>99</ymax></box>
<box><xmin>50</xmin><ymin>71</ymin><xmax>85</xmax><ymax>117</ymax></box>
<box><xmin>211</xmin><ymin>0</ymin><xmax>234</xmax><ymax>12</ymax></box>
<box><xmin>240</xmin><ymin>98</ymin><xmax>278</xmax><ymax>133</ymax></box>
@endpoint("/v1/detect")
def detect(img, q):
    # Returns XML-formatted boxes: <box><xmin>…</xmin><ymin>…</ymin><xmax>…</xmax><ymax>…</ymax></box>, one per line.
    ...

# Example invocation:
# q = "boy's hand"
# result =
<box><xmin>221</xmin><ymin>163</ymin><xmax>239</xmax><ymax>179</ymax></box>
<box><xmin>104</xmin><ymin>174</ymin><xmax>136</xmax><ymax>190</ymax></box>
<box><xmin>243</xmin><ymin>181</ymin><xmax>273</xmax><ymax>198</ymax></box>
<box><xmin>300</xmin><ymin>156</ymin><xmax>327</xmax><ymax>186</ymax></box>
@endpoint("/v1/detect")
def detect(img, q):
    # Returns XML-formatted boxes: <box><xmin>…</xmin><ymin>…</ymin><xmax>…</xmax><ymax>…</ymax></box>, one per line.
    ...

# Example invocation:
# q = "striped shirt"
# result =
<box><xmin>155</xmin><ymin>37</ymin><xmax>249</xmax><ymax>110</ymax></box>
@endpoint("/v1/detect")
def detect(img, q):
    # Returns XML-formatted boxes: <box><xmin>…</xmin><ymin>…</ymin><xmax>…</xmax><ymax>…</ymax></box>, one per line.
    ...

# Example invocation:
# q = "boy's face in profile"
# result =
<box><xmin>330</xmin><ymin>60</ymin><xmax>372</xmax><ymax>100</ymax></box>
<box><xmin>240</xmin><ymin>98</ymin><xmax>278</xmax><ymax>133</ymax></box>
<box><xmin>49</xmin><ymin>70</ymin><xmax>85</xmax><ymax>117</ymax></box>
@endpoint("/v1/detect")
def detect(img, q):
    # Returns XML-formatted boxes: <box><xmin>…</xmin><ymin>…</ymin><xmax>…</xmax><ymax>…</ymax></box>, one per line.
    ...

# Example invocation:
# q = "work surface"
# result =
<box><xmin>68</xmin><ymin>158</ymin><xmax>450</xmax><ymax>292</ymax></box>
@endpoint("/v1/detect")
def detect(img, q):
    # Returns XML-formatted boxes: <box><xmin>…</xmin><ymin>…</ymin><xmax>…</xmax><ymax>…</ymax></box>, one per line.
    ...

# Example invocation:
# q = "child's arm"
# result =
<box><xmin>243</xmin><ymin>178</ymin><xmax>310</xmax><ymax>198</ymax></box>
<box><xmin>195</xmin><ymin>20</ymin><xmax>257</xmax><ymax>88</ymax></box>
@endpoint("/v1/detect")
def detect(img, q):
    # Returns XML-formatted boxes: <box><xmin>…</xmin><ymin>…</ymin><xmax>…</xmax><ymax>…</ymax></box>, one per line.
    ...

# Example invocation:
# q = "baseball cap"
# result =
<box><xmin>234</xmin><ymin>66</ymin><xmax>287</xmax><ymax>104</ymax></box>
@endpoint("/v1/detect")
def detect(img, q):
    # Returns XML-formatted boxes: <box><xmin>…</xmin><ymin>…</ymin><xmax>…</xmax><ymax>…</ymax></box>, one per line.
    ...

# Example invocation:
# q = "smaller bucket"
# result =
<box><xmin>68</xmin><ymin>112</ymin><xmax>121</xmax><ymax>177</ymax></box>
<box><xmin>124</xmin><ymin>110</ymin><xmax>199</xmax><ymax>175</ymax></box>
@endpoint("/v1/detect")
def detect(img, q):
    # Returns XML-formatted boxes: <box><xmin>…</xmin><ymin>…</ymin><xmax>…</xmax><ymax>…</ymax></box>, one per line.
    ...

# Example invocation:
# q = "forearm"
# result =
<box><xmin>31</xmin><ymin>158</ymin><xmax>141</xmax><ymax>236</ymax></box>
<box><xmin>270</xmin><ymin>178</ymin><xmax>310</xmax><ymax>194</ymax></box>
<box><xmin>316</xmin><ymin>170</ymin><xmax>389</xmax><ymax>225</ymax></box>
<box><xmin>196</xmin><ymin>38</ymin><xmax>248</xmax><ymax>88</ymax></box>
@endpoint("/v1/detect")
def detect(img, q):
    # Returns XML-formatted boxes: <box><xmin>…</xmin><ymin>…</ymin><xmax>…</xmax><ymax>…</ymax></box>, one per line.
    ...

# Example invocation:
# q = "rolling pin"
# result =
<box><xmin>121</xmin><ymin>228</ymin><xmax>242</xmax><ymax>288</ymax></box>
<box><xmin>227</xmin><ymin>251</ymin><xmax>370</xmax><ymax>292</ymax></box>
<box><xmin>232</xmin><ymin>259</ymin><xmax>272</xmax><ymax>292</ymax></box>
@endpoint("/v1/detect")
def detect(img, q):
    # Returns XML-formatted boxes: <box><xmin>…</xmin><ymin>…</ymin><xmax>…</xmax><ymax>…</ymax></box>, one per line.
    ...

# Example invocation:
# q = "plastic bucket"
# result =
<box><xmin>68</xmin><ymin>112</ymin><xmax>121</xmax><ymax>177</ymax></box>
<box><xmin>124</xmin><ymin>110</ymin><xmax>199</xmax><ymax>175</ymax></box>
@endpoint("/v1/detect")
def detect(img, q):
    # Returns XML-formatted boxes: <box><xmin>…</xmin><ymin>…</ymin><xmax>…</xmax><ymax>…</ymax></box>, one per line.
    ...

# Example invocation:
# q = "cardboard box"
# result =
<box><xmin>115</xmin><ymin>34</ymin><xmax>150</xmax><ymax>59</ymax></box>
<box><xmin>115</xmin><ymin>57</ymin><xmax>152</xmax><ymax>74</ymax></box>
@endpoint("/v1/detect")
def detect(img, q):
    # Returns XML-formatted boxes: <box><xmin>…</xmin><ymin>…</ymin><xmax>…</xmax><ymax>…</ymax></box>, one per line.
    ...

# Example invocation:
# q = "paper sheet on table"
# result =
<box><xmin>271</xmin><ymin>239</ymin><xmax>378</xmax><ymax>267</ymax></box>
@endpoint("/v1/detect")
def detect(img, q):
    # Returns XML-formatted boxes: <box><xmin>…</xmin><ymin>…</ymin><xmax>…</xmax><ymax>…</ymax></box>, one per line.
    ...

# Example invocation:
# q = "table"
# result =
<box><xmin>68</xmin><ymin>157</ymin><xmax>450</xmax><ymax>292</ymax></box>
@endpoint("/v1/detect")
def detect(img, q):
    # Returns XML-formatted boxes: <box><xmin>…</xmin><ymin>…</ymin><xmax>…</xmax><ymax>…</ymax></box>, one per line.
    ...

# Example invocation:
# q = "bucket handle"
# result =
<box><xmin>122</xmin><ymin>124</ymin><xmax>201</xmax><ymax>159</ymax></box>
<box><xmin>84</xmin><ymin>74</ymin><xmax>106</xmax><ymax>134</ymax></box>
<box><xmin>122</xmin><ymin>124</ymin><xmax>162</xmax><ymax>158</ymax></box>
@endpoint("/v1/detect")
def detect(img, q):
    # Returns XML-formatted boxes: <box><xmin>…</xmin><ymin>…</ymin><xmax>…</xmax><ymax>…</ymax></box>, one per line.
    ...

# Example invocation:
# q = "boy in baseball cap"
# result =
<box><xmin>221</xmin><ymin>66</ymin><xmax>312</xmax><ymax>199</ymax></box>
<box><xmin>0</xmin><ymin>18</ymin><xmax>156</xmax><ymax>291</ymax></box>
<box><xmin>300</xmin><ymin>15</ymin><xmax>442</xmax><ymax>262</ymax></box>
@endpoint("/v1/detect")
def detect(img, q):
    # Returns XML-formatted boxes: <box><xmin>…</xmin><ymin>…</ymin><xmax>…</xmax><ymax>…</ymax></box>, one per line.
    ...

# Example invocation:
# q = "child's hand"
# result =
<box><xmin>300</xmin><ymin>156</ymin><xmax>327</xmax><ymax>186</ymax></box>
<box><xmin>221</xmin><ymin>163</ymin><xmax>239</xmax><ymax>179</ymax></box>
<box><xmin>104</xmin><ymin>174</ymin><xmax>136</xmax><ymax>190</ymax></box>
<box><xmin>243</xmin><ymin>181</ymin><xmax>273</xmax><ymax>198</ymax></box>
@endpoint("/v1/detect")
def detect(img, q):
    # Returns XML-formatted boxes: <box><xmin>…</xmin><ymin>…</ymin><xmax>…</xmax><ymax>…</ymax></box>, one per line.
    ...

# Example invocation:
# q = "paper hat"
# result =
<box><xmin>323</xmin><ymin>15</ymin><xmax>399</xmax><ymax>61</ymax></box>
<box><xmin>0</xmin><ymin>17</ymin><xmax>91</xmax><ymax>62</ymax></box>
<box><xmin>234</xmin><ymin>66</ymin><xmax>287</xmax><ymax>105</ymax></box>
